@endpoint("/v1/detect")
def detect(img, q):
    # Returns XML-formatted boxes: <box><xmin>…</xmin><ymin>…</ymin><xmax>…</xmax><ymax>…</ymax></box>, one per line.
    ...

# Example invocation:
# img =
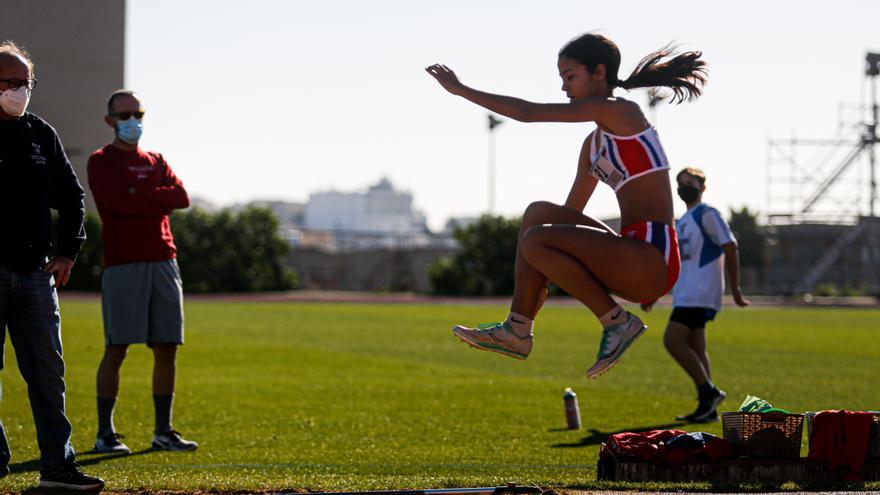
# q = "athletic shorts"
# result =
<box><xmin>621</xmin><ymin>221</ymin><xmax>681</xmax><ymax>300</ymax></box>
<box><xmin>101</xmin><ymin>259</ymin><xmax>184</xmax><ymax>346</ymax></box>
<box><xmin>670</xmin><ymin>306</ymin><xmax>717</xmax><ymax>331</ymax></box>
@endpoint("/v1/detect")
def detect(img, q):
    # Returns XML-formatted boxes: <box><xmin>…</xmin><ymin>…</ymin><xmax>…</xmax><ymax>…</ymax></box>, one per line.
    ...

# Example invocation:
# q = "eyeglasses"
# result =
<box><xmin>0</xmin><ymin>78</ymin><xmax>38</xmax><ymax>90</ymax></box>
<box><xmin>110</xmin><ymin>111</ymin><xmax>145</xmax><ymax>121</ymax></box>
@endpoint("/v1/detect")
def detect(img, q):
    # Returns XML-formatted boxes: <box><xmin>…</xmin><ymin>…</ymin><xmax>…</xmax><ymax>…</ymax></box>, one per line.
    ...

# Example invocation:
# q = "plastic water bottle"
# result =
<box><xmin>564</xmin><ymin>387</ymin><xmax>581</xmax><ymax>429</ymax></box>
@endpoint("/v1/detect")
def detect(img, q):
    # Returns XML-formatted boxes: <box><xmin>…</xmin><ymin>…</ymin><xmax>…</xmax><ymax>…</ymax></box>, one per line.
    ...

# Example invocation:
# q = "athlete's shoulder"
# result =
<box><xmin>596</xmin><ymin>97</ymin><xmax>647</xmax><ymax>131</ymax></box>
<box><xmin>611</xmin><ymin>96</ymin><xmax>644</xmax><ymax>114</ymax></box>
<box><xmin>700</xmin><ymin>203</ymin><xmax>722</xmax><ymax>214</ymax></box>
<box><xmin>699</xmin><ymin>204</ymin><xmax>729</xmax><ymax>223</ymax></box>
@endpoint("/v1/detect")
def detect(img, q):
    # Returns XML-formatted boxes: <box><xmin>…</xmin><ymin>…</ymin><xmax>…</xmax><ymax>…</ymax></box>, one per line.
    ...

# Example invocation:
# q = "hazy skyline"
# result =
<box><xmin>126</xmin><ymin>0</ymin><xmax>879</xmax><ymax>229</ymax></box>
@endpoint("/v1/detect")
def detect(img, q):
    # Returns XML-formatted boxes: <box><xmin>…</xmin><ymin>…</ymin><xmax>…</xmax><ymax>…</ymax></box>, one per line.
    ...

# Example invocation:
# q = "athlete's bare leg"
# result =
<box><xmin>519</xmin><ymin>222</ymin><xmax>667</xmax><ymax>316</ymax></box>
<box><xmin>687</xmin><ymin>326</ymin><xmax>711</xmax><ymax>380</ymax></box>
<box><xmin>511</xmin><ymin>201</ymin><xmax>617</xmax><ymax>318</ymax></box>
<box><xmin>664</xmin><ymin>322</ymin><xmax>710</xmax><ymax>385</ymax></box>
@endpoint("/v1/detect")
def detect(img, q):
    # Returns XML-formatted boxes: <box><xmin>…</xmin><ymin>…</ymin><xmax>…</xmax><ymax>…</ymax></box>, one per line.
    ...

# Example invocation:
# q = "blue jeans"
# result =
<box><xmin>0</xmin><ymin>263</ymin><xmax>76</xmax><ymax>471</ymax></box>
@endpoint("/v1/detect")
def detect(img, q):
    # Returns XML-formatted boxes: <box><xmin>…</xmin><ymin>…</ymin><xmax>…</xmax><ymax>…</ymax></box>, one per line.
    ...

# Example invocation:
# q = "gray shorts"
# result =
<box><xmin>101</xmin><ymin>259</ymin><xmax>184</xmax><ymax>346</ymax></box>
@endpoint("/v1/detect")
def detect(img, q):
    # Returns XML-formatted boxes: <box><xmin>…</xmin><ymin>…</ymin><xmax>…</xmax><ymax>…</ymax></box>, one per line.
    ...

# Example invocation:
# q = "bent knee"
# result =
<box><xmin>525</xmin><ymin>200</ymin><xmax>557</xmax><ymax>214</ymax></box>
<box><xmin>522</xmin><ymin>201</ymin><xmax>561</xmax><ymax>226</ymax></box>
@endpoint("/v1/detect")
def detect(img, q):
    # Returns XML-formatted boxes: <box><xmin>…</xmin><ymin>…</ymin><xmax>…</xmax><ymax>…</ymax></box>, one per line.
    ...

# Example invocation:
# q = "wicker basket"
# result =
<box><xmin>721</xmin><ymin>411</ymin><xmax>804</xmax><ymax>458</ymax></box>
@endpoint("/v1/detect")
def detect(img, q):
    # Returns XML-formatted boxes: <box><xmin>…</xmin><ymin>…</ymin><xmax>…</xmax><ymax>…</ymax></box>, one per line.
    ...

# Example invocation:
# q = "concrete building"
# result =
<box><xmin>289</xmin><ymin>178</ymin><xmax>459</xmax><ymax>290</ymax></box>
<box><xmin>0</xmin><ymin>0</ymin><xmax>126</xmax><ymax>211</ymax></box>
<box><xmin>305</xmin><ymin>177</ymin><xmax>427</xmax><ymax>234</ymax></box>
<box><xmin>245</xmin><ymin>200</ymin><xmax>305</xmax><ymax>229</ymax></box>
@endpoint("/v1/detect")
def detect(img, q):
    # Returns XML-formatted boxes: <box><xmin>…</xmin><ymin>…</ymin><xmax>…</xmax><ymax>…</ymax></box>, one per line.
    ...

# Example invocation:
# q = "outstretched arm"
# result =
<box><xmin>426</xmin><ymin>64</ymin><xmax>631</xmax><ymax>124</ymax></box>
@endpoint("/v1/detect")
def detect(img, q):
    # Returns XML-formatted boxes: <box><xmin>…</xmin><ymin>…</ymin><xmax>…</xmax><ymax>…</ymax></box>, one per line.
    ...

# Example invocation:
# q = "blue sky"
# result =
<box><xmin>127</xmin><ymin>0</ymin><xmax>879</xmax><ymax>229</ymax></box>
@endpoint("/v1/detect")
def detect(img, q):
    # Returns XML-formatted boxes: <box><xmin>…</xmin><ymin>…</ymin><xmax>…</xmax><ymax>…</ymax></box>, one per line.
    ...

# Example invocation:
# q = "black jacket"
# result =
<box><xmin>0</xmin><ymin>112</ymin><xmax>85</xmax><ymax>274</ymax></box>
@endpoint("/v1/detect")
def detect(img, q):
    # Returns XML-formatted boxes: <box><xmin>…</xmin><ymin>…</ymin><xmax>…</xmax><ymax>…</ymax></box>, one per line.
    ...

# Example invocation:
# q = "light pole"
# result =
<box><xmin>487</xmin><ymin>113</ymin><xmax>504</xmax><ymax>214</ymax></box>
<box><xmin>646</xmin><ymin>88</ymin><xmax>663</xmax><ymax>125</ymax></box>
<box><xmin>866</xmin><ymin>52</ymin><xmax>879</xmax><ymax>217</ymax></box>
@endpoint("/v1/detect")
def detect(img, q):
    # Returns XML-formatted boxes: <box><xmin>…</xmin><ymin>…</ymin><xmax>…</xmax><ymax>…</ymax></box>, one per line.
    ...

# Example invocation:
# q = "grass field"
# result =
<box><xmin>0</xmin><ymin>299</ymin><xmax>878</xmax><ymax>492</ymax></box>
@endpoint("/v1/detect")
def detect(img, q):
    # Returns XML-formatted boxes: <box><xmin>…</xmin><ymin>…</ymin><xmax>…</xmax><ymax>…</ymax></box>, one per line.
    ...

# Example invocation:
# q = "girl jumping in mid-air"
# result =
<box><xmin>426</xmin><ymin>33</ymin><xmax>707</xmax><ymax>378</ymax></box>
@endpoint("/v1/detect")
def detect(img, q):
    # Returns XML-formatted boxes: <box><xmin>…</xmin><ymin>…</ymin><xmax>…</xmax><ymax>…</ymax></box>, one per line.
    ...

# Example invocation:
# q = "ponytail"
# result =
<box><xmin>618</xmin><ymin>46</ymin><xmax>707</xmax><ymax>104</ymax></box>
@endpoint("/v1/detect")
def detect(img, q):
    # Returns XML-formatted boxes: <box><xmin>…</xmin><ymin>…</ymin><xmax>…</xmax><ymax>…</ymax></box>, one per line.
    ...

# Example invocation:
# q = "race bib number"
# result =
<box><xmin>590</xmin><ymin>147</ymin><xmax>625</xmax><ymax>190</ymax></box>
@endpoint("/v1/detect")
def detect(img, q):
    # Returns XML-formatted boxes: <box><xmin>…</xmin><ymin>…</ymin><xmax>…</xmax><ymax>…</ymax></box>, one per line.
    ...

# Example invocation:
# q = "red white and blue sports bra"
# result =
<box><xmin>588</xmin><ymin>125</ymin><xmax>670</xmax><ymax>192</ymax></box>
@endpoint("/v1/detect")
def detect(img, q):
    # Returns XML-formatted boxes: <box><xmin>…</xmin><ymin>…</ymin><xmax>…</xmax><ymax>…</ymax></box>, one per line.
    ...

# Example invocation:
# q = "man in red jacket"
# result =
<box><xmin>88</xmin><ymin>90</ymin><xmax>196</xmax><ymax>454</ymax></box>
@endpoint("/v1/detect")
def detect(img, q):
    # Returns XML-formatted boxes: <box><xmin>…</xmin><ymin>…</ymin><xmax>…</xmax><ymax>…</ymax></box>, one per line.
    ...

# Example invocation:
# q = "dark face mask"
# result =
<box><xmin>677</xmin><ymin>185</ymin><xmax>701</xmax><ymax>203</ymax></box>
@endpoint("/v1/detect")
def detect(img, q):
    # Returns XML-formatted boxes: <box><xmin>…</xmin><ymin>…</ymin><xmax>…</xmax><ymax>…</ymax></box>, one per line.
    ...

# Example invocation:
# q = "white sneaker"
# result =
<box><xmin>586</xmin><ymin>312</ymin><xmax>647</xmax><ymax>378</ymax></box>
<box><xmin>93</xmin><ymin>431</ymin><xmax>132</xmax><ymax>455</ymax></box>
<box><xmin>151</xmin><ymin>429</ymin><xmax>198</xmax><ymax>451</ymax></box>
<box><xmin>453</xmin><ymin>321</ymin><xmax>533</xmax><ymax>360</ymax></box>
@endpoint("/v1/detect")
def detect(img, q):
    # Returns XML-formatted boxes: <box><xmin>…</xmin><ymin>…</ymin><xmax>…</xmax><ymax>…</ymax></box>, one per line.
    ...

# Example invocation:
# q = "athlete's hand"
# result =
<box><xmin>732</xmin><ymin>287</ymin><xmax>750</xmax><ymax>307</ymax></box>
<box><xmin>44</xmin><ymin>255</ymin><xmax>74</xmax><ymax>288</ymax></box>
<box><xmin>425</xmin><ymin>64</ymin><xmax>465</xmax><ymax>95</ymax></box>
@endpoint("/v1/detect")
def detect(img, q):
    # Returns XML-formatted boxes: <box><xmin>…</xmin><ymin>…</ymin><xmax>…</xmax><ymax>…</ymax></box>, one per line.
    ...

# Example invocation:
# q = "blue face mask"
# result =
<box><xmin>116</xmin><ymin>118</ymin><xmax>143</xmax><ymax>144</ymax></box>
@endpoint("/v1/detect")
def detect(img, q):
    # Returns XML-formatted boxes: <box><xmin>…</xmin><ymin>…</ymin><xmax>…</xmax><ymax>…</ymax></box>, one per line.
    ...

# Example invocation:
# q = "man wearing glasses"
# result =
<box><xmin>0</xmin><ymin>41</ymin><xmax>104</xmax><ymax>490</ymax></box>
<box><xmin>87</xmin><ymin>90</ymin><xmax>196</xmax><ymax>455</ymax></box>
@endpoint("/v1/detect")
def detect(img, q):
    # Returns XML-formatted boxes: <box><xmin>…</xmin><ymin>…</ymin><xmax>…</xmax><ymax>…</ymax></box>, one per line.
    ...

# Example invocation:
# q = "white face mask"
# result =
<box><xmin>0</xmin><ymin>86</ymin><xmax>31</xmax><ymax>116</ymax></box>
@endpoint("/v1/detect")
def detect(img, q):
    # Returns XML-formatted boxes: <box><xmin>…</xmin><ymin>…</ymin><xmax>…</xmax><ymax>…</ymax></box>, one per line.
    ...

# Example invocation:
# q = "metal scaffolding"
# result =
<box><xmin>764</xmin><ymin>52</ymin><xmax>880</xmax><ymax>295</ymax></box>
<box><xmin>766</xmin><ymin>52</ymin><xmax>879</xmax><ymax>225</ymax></box>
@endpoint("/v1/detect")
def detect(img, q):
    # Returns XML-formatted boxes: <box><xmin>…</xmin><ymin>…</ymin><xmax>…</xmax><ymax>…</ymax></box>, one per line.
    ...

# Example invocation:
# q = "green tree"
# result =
<box><xmin>172</xmin><ymin>206</ymin><xmax>298</xmax><ymax>293</ymax></box>
<box><xmin>62</xmin><ymin>207</ymin><xmax>298</xmax><ymax>293</ymax></box>
<box><xmin>728</xmin><ymin>206</ymin><xmax>765</xmax><ymax>268</ymax></box>
<box><xmin>52</xmin><ymin>210</ymin><xmax>103</xmax><ymax>291</ymax></box>
<box><xmin>429</xmin><ymin>215</ymin><xmax>520</xmax><ymax>295</ymax></box>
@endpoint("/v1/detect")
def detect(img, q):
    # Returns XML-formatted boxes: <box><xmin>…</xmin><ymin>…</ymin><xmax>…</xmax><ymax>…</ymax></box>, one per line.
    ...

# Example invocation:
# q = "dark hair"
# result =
<box><xmin>558</xmin><ymin>33</ymin><xmax>707</xmax><ymax>104</ymax></box>
<box><xmin>676</xmin><ymin>167</ymin><xmax>706</xmax><ymax>185</ymax></box>
<box><xmin>0</xmin><ymin>40</ymin><xmax>35</xmax><ymax>76</ymax></box>
<box><xmin>107</xmin><ymin>89</ymin><xmax>140</xmax><ymax>115</ymax></box>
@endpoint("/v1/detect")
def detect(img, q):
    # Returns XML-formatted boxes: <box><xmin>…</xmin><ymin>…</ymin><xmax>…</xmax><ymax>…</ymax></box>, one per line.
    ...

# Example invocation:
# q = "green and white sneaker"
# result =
<box><xmin>453</xmin><ymin>321</ymin><xmax>533</xmax><ymax>360</ymax></box>
<box><xmin>586</xmin><ymin>312</ymin><xmax>647</xmax><ymax>378</ymax></box>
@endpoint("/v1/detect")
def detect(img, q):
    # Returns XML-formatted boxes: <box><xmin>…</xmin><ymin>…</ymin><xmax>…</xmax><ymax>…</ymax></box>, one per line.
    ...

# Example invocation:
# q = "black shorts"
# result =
<box><xmin>670</xmin><ymin>307</ymin><xmax>717</xmax><ymax>331</ymax></box>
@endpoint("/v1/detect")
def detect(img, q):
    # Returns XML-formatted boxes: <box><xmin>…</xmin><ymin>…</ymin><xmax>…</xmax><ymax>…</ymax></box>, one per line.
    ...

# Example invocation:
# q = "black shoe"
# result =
<box><xmin>0</xmin><ymin>464</ymin><xmax>8</xmax><ymax>478</ymax></box>
<box><xmin>676</xmin><ymin>387</ymin><xmax>726</xmax><ymax>423</ymax></box>
<box><xmin>677</xmin><ymin>407</ymin><xmax>720</xmax><ymax>422</ymax></box>
<box><xmin>38</xmin><ymin>463</ymin><xmax>105</xmax><ymax>491</ymax></box>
